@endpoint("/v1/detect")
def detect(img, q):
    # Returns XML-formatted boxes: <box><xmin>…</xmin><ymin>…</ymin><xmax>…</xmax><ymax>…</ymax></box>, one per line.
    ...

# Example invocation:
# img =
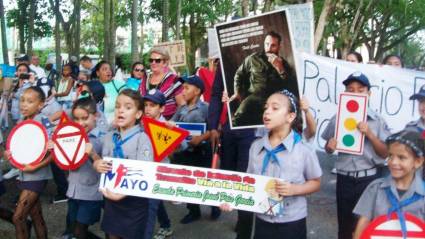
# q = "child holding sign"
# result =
<box><xmin>222</xmin><ymin>90</ymin><xmax>322</xmax><ymax>239</ymax></box>
<box><xmin>93</xmin><ymin>89</ymin><xmax>155</xmax><ymax>239</ymax></box>
<box><xmin>64</xmin><ymin>97</ymin><xmax>105</xmax><ymax>239</ymax></box>
<box><xmin>321</xmin><ymin>72</ymin><xmax>391</xmax><ymax>239</ymax></box>
<box><xmin>353</xmin><ymin>131</ymin><xmax>425</xmax><ymax>239</ymax></box>
<box><xmin>170</xmin><ymin>76</ymin><xmax>220</xmax><ymax>224</ymax></box>
<box><xmin>5</xmin><ymin>86</ymin><xmax>53</xmax><ymax>239</ymax></box>
<box><xmin>143</xmin><ymin>89</ymin><xmax>174</xmax><ymax>239</ymax></box>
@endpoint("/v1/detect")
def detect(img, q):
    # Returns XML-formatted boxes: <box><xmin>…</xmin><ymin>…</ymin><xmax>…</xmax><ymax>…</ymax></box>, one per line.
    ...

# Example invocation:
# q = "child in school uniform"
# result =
<box><xmin>143</xmin><ymin>89</ymin><xmax>174</xmax><ymax>239</ymax></box>
<box><xmin>80</xmin><ymin>81</ymin><xmax>109</xmax><ymax>132</ymax></box>
<box><xmin>93</xmin><ymin>89</ymin><xmax>155</xmax><ymax>239</ymax></box>
<box><xmin>221</xmin><ymin>90</ymin><xmax>322</xmax><ymax>239</ymax></box>
<box><xmin>353</xmin><ymin>131</ymin><xmax>425</xmax><ymax>239</ymax></box>
<box><xmin>321</xmin><ymin>72</ymin><xmax>391</xmax><ymax>239</ymax></box>
<box><xmin>171</xmin><ymin>75</ymin><xmax>221</xmax><ymax>224</ymax></box>
<box><xmin>40</xmin><ymin>87</ymin><xmax>69</xmax><ymax>204</ymax></box>
<box><xmin>5</xmin><ymin>86</ymin><xmax>53</xmax><ymax>239</ymax></box>
<box><xmin>405</xmin><ymin>85</ymin><xmax>425</xmax><ymax>133</ymax></box>
<box><xmin>64</xmin><ymin>97</ymin><xmax>105</xmax><ymax>239</ymax></box>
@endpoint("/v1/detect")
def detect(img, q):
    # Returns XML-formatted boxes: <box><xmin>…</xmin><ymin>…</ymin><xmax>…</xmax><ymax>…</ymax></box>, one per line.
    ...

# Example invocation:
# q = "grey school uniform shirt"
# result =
<box><xmin>247</xmin><ymin>130</ymin><xmax>322</xmax><ymax>223</ymax></box>
<box><xmin>102</xmin><ymin>124</ymin><xmax>153</xmax><ymax>161</ymax></box>
<box><xmin>67</xmin><ymin>127</ymin><xmax>105</xmax><ymax>201</ymax></box>
<box><xmin>404</xmin><ymin>118</ymin><xmax>425</xmax><ymax>133</ymax></box>
<box><xmin>321</xmin><ymin>109</ymin><xmax>391</xmax><ymax>172</ymax></box>
<box><xmin>41</xmin><ymin>97</ymin><xmax>62</xmax><ymax>121</ymax></box>
<box><xmin>18</xmin><ymin>113</ymin><xmax>53</xmax><ymax>181</ymax></box>
<box><xmin>353</xmin><ymin>171</ymin><xmax>425</xmax><ymax>220</ymax></box>
<box><xmin>171</xmin><ymin>99</ymin><xmax>208</xmax><ymax>123</ymax></box>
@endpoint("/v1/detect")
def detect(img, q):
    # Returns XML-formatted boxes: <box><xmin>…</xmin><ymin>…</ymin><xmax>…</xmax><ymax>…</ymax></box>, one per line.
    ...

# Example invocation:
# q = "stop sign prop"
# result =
<box><xmin>6</xmin><ymin>120</ymin><xmax>48</xmax><ymax>170</ymax></box>
<box><xmin>361</xmin><ymin>213</ymin><xmax>425</xmax><ymax>239</ymax></box>
<box><xmin>51</xmin><ymin>114</ymin><xmax>89</xmax><ymax>170</ymax></box>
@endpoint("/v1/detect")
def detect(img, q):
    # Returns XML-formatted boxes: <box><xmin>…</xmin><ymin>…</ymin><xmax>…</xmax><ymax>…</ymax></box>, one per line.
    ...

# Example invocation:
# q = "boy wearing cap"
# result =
<box><xmin>142</xmin><ymin>89</ymin><xmax>174</xmax><ymax>239</ymax></box>
<box><xmin>171</xmin><ymin>75</ymin><xmax>221</xmax><ymax>224</ymax></box>
<box><xmin>405</xmin><ymin>85</ymin><xmax>425</xmax><ymax>134</ymax></box>
<box><xmin>321</xmin><ymin>72</ymin><xmax>391</xmax><ymax>239</ymax></box>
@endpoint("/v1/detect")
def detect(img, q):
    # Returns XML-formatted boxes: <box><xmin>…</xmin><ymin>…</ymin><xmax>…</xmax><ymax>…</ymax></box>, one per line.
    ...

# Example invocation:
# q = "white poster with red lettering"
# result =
<box><xmin>99</xmin><ymin>157</ymin><xmax>284</xmax><ymax>214</ymax></box>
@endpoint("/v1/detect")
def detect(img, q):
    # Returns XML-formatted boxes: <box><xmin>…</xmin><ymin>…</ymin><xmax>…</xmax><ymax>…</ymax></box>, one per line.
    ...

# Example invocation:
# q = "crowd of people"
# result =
<box><xmin>0</xmin><ymin>45</ymin><xmax>423</xmax><ymax>239</ymax></box>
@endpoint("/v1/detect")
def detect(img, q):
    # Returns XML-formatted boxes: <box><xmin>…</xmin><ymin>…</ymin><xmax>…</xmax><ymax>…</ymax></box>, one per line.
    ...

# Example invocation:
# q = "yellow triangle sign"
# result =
<box><xmin>142</xmin><ymin>117</ymin><xmax>189</xmax><ymax>162</ymax></box>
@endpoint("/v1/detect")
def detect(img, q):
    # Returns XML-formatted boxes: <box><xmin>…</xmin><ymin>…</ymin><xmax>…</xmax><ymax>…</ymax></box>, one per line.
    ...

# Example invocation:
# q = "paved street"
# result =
<box><xmin>0</xmin><ymin>152</ymin><xmax>338</xmax><ymax>239</ymax></box>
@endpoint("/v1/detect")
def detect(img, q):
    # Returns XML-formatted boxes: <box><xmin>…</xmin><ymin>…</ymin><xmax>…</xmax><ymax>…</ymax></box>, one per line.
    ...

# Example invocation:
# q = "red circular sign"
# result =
<box><xmin>346</xmin><ymin>100</ymin><xmax>359</xmax><ymax>112</ymax></box>
<box><xmin>51</xmin><ymin>120</ymin><xmax>89</xmax><ymax>171</ymax></box>
<box><xmin>361</xmin><ymin>213</ymin><xmax>425</xmax><ymax>239</ymax></box>
<box><xmin>6</xmin><ymin>120</ymin><xmax>48</xmax><ymax>170</ymax></box>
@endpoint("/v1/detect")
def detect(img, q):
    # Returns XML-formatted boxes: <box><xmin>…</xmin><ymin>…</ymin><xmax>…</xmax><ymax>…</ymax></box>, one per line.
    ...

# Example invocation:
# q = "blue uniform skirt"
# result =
<box><xmin>101</xmin><ymin>196</ymin><xmax>150</xmax><ymax>239</ymax></box>
<box><xmin>17</xmin><ymin>180</ymin><xmax>47</xmax><ymax>193</ymax></box>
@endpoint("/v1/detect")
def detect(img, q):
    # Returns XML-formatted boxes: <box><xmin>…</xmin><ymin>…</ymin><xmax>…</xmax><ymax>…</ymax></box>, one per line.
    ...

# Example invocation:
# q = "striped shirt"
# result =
<box><xmin>139</xmin><ymin>71</ymin><xmax>182</xmax><ymax>120</ymax></box>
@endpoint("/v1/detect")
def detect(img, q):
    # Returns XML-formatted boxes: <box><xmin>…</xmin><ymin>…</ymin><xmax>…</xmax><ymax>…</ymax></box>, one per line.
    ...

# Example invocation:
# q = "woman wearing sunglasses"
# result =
<box><xmin>126</xmin><ymin>62</ymin><xmax>146</xmax><ymax>91</ymax></box>
<box><xmin>139</xmin><ymin>47</ymin><xmax>184</xmax><ymax>119</ymax></box>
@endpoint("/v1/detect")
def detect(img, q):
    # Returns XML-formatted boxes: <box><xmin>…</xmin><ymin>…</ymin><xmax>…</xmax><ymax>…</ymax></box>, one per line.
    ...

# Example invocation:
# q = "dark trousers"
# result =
<box><xmin>157</xmin><ymin>200</ymin><xmax>171</xmax><ymax>228</ymax></box>
<box><xmin>50</xmin><ymin>162</ymin><xmax>68</xmax><ymax>196</ymax></box>
<box><xmin>173</xmin><ymin>142</ymin><xmax>214</xmax><ymax>216</ymax></box>
<box><xmin>336</xmin><ymin>173</ymin><xmax>380</xmax><ymax>239</ymax></box>
<box><xmin>221</xmin><ymin>127</ymin><xmax>256</xmax><ymax>239</ymax></box>
<box><xmin>254</xmin><ymin>217</ymin><xmax>306</xmax><ymax>239</ymax></box>
<box><xmin>145</xmin><ymin>199</ymin><xmax>159</xmax><ymax>239</ymax></box>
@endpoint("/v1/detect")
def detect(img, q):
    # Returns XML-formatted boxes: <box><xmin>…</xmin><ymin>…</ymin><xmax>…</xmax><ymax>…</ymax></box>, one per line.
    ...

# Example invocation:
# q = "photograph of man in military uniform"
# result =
<box><xmin>216</xmin><ymin>10</ymin><xmax>299</xmax><ymax>129</ymax></box>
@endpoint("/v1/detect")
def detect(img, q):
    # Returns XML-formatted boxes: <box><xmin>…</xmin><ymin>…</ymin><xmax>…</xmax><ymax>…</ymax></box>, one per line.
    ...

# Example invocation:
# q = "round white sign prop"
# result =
<box><xmin>6</xmin><ymin>120</ymin><xmax>48</xmax><ymax>170</ymax></box>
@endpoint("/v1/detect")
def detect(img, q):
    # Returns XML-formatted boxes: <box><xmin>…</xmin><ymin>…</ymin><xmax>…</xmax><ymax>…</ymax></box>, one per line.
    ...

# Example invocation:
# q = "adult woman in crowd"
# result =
<box><xmin>382</xmin><ymin>54</ymin><xmax>403</xmax><ymax>68</ymax></box>
<box><xmin>346</xmin><ymin>51</ymin><xmax>363</xmax><ymax>63</ymax></box>
<box><xmin>91</xmin><ymin>60</ymin><xmax>126</xmax><ymax>124</ymax></box>
<box><xmin>139</xmin><ymin>48</ymin><xmax>184</xmax><ymax>119</ymax></box>
<box><xmin>126</xmin><ymin>62</ymin><xmax>147</xmax><ymax>91</ymax></box>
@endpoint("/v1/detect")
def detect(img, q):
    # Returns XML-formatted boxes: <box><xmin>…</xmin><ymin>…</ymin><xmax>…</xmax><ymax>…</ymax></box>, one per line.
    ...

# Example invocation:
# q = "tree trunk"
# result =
<box><xmin>64</xmin><ymin>25</ymin><xmax>73</xmax><ymax>57</ymax></box>
<box><xmin>17</xmin><ymin>0</ymin><xmax>26</xmax><ymax>54</ymax></box>
<box><xmin>54</xmin><ymin>0</ymin><xmax>61</xmax><ymax>71</ymax></box>
<box><xmin>252</xmin><ymin>0</ymin><xmax>258</xmax><ymax>13</ymax></box>
<box><xmin>131</xmin><ymin>0</ymin><xmax>139</xmax><ymax>62</ymax></box>
<box><xmin>241</xmin><ymin>0</ymin><xmax>249</xmax><ymax>17</ymax></box>
<box><xmin>27</xmin><ymin>0</ymin><xmax>35</xmax><ymax>57</ymax></box>
<box><xmin>0</xmin><ymin>0</ymin><xmax>8</xmax><ymax>64</ymax></box>
<box><xmin>140</xmin><ymin>13</ymin><xmax>144</xmax><ymax>58</ymax></box>
<box><xmin>314</xmin><ymin>0</ymin><xmax>333</xmax><ymax>53</ymax></box>
<box><xmin>263</xmin><ymin>0</ymin><xmax>272</xmax><ymax>13</ymax></box>
<box><xmin>109</xmin><ymin>0</ymin><xmax>116</xmax><ymax>68</ymax></box>
<box><xmin>73</xmin><ymin>0</ymin><xmax>81</xmax><ymax>59</ymax></box>
<box><xmin>103</xmin><ymin>0</ymin><xmax>111</xmax><ymax>61</ymax></box>
<box><xmin>175</xmin><ymin>0</ymin><xmax>181</xmax><ymax>40</ymax></box>
<box><xmin>188</xmin><ymin>13</ymin><xmax>195</xmax><ymax>72</ymax></box>
<box><xmin>162</xmin><ymin>0</ymin><xmax>169</xmax><ymax>42</ymax></box>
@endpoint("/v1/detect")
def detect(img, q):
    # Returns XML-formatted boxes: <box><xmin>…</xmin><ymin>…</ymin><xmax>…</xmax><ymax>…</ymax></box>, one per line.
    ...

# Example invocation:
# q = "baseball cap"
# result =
<box><xmin>342</xmin><ymin>71</ymin><xmax>371</xmax><ymax>89</ymax></box>
<box><xmin>410</xmin><ymin>85</ymin><xmax>425</xmax><ymax>101</ymax></box>
<box><xmin>183</xmin><ymin>75</ymin><xmax>205</xmax><ymax>93</ymax></box>
<box><xmin>143</xmin><ymin>89</ymin><xmax>166</xmax><ymax>106</ymax></box>
<box><xmin>16</xmin><ymin>54</ymin><xmax>30</xmax><ymax>62</ymax></box>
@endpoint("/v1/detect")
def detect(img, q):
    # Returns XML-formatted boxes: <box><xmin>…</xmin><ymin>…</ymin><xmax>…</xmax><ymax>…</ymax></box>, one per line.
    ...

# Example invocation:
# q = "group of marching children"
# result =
<box><xmin>220</xmin><ymin>71</ymin><xmax>425</xmax><ymax>239</ymax></box>
<box><xmin>0</xmin><ymin>74</ymin><xmax>210</xmax><ymax>239</ymax></box>
<box><xmin>0</xmin><ymin>65</ymin><xmax>425</xmax><ymax>239</ymax></box>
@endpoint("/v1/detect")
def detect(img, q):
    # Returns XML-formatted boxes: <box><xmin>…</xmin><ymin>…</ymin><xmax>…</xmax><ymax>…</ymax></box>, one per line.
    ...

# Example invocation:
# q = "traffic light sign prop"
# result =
<box><xmin>335</xmin><ymin>92</ymin><xmax>368</xmax><ymax>155</ymax></box>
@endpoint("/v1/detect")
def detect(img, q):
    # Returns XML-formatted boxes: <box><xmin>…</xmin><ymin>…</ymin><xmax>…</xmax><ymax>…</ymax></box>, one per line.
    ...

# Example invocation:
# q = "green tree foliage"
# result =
<box><xmin>7</xmin><ymin>0</ymin><xmax>52</xmax><ymax>53</ymax></box>
<box><xmin>149</xmin><ymin>0</ymin><xmax>232</xmax><ymax>72</ymax></box>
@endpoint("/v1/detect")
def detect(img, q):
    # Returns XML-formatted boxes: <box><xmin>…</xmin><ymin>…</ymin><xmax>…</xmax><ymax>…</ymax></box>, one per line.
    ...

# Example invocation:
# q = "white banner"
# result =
<box><xmin>296</xmin><ymin>52</ymin><xmax>425</xmax><ymax>150</ymax></box>
<box><xmin>99</xmin><ymin>157</ymin><xmax>286</xmax><ymax>214</ymax></box>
